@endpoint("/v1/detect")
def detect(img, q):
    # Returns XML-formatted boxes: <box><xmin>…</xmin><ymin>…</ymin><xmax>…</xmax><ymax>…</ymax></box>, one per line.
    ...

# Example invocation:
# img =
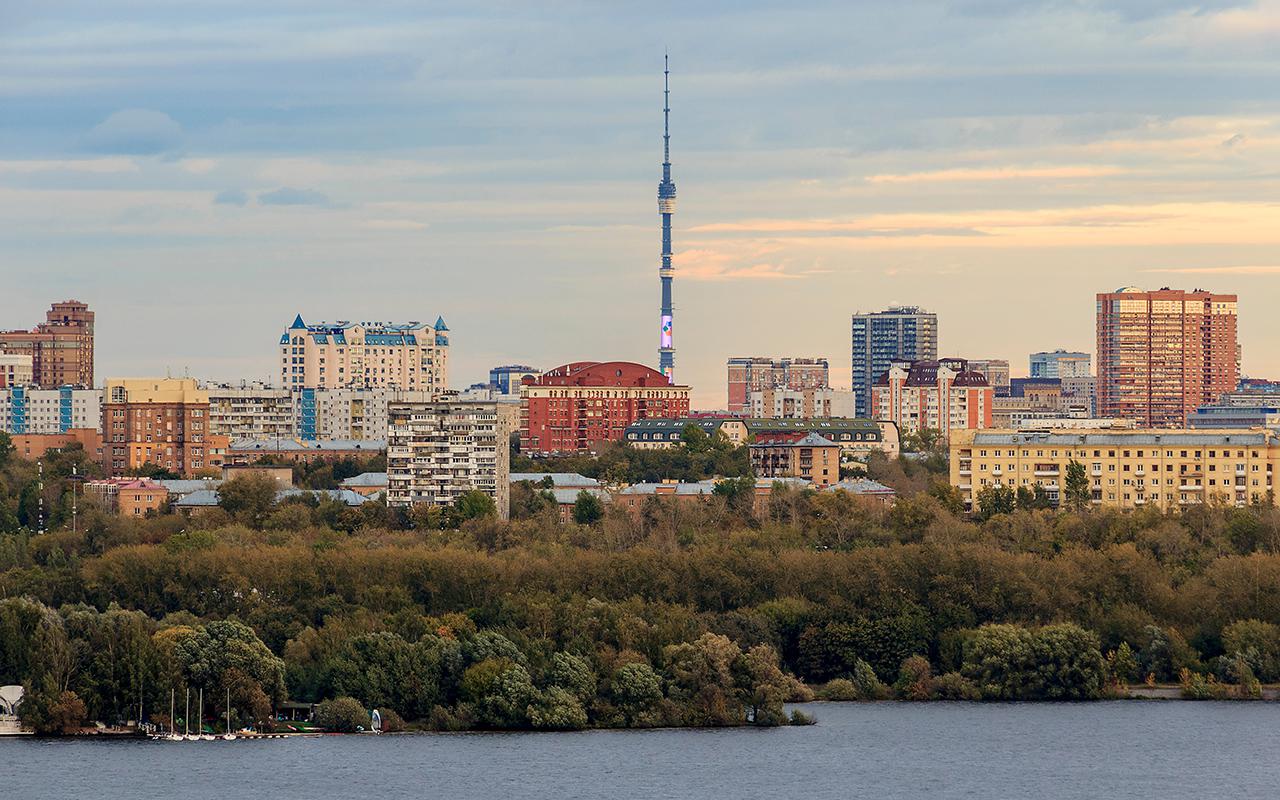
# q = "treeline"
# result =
<box><xmin>511</xmin><ymin>427</ymin><xmax>749</xmax><ymax>484</ymax></box>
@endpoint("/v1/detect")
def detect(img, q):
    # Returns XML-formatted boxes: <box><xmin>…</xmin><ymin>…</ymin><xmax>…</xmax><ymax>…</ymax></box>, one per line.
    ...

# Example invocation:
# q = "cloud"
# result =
<box><xmin>0</xmin><ymin>158</ymin><xmax>138</xmax><ymax>174</ymax></box>
<box><xmin>865</xmin><ymin>165</ymin><xmax>1129</xmax><ymax>184</ymax></box>
<box><xmin>213</xmin><ymin>189</ymin><xmax>248</xmax><ymax>206</ymax></box>
<box><xmin>83</xmin><ymin>109</ymin><xmax>182</xmax><ymax>155</ymax></box>
<box><xmin>678</xmin><ymin>246</ymin><xmax>819</xmax><ymax>282</ymax></box>
<box><xmin>1142</xmin><ymin>265</ymin><xmax>1280</xmax><ymax>274</ymax></box>
<box><xmin>257</xmin><ymin>187</ymin><xmax>330</xmax><ymax>206</ymax></box>
<box><xmin>362</xmin><ymin>219</ymin><xmax>429</xmax><ymax>231</ymax></box>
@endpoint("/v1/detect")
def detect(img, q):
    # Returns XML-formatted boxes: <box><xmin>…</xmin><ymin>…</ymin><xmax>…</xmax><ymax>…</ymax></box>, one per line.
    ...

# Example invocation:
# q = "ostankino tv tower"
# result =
<box><xmin>657</xmin><ymin>55</ymin><xmax>677</xmax><ymax>383</ymax></box>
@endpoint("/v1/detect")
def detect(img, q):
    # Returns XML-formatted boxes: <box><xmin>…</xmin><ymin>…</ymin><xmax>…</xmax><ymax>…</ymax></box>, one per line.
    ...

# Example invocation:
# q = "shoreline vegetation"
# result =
<box><xmin>4</xmin><ymin>433</ymin><xmax>1280</xmax><ymax>735</ymax></box>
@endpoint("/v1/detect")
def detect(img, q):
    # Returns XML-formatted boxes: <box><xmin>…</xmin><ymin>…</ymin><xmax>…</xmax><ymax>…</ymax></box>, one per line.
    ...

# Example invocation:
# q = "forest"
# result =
<box><xmin>3</xmin><ymin>430</ymin><xmax>1280</xmax><ymax>734</ymax></box>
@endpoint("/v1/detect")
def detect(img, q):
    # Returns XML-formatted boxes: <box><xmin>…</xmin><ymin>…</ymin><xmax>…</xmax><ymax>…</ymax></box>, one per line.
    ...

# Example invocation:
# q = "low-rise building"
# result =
<box><xmin>224</xmin><ymin>437</ymin><xmax>386</xmax><ymax>465</ymax></box>
<box><xmin>826</xmin><ymin>478</ymin><xmax>897</xmax><ymax>505</ymax></box>
<box><xmin>950</xmin><ymin>428</ymin><xmax>1280</xmax><ymax>512</ymax></box>
<box><xmin>7</xmin><ymin>429</ymin><xmax>102</xmax><ymax>461</ymax></box>
<box><xmin>386</xmin><ymin>400</ymin><xmax>514</xmax><ymax>519</ymax></box>
<box><xmin>623</xmin><ymin>417</ymin><xmax>749</xmax><ymax>450</ymax></box>
<box><xmin>341</xmin><ymin>472</ymin><xmax>389</xmax><ymax>497</ymax></box>
<box><xmin>1187</xmin><ymin>405</ymin><xmax>1280</xmax><ymax>430</ymax></box>
<box><xmin>750</xmin><ymin>432</ymin><xmax>841</xmax><ymax>488</ymax></box>
<box><xmin>84</xmin><ymin>478</ymin><xmax>169</xmax><ymax>517</ymax></box>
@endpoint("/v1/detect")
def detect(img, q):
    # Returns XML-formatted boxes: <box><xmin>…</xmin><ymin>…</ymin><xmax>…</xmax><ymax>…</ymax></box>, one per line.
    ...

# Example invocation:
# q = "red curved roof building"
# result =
<box><xmin>520</xmin><ymin>361</ymin><xmax>691</xmax><ymax>454</ymax></box>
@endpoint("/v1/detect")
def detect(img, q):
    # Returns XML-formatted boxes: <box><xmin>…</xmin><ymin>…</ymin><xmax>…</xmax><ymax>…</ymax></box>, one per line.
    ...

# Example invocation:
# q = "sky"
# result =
<box><xmin>2</xmin><ymin>0</ymin><xmax>1279</xmax><ymax>409</ymax></box>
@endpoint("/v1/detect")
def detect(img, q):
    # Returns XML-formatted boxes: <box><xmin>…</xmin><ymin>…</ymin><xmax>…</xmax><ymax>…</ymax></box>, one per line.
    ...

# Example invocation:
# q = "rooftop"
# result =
<box><xmin>968</xmin><ymin>429</ymin><xmax>1275</xmax><ymax>447</ymax></box>
<box><xmin>229</xmin><ymin>438</ymin><xmax>387</xmax><ymax>452</ymax></box>
<box><xmin>510</xmin><ymin>472</ymin><xmax>601</xmax><ymax>488</ymax></box>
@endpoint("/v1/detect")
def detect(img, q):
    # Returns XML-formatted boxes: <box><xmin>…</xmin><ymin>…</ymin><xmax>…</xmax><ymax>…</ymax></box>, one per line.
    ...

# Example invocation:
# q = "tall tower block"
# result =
<box><xmin>657</xmin><ymin>55</ymin><xmax>678</xmax><ymax>383</ymax></box>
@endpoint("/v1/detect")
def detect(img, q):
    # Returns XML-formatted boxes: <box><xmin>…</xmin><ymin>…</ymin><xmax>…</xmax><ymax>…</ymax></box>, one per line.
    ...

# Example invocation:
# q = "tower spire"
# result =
<box><xmin>657</xmin><ymin>54</ymin><xmax>677</xmax><ymax>383</ymax></box>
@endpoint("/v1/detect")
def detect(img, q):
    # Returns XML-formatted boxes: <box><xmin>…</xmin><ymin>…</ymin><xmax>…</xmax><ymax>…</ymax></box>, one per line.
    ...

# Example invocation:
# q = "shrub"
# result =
<box><xmin>317</xmin><ymin>697</ymin><xmax>370</xmax><ymax>732</ymax></box>
<box><xmin>376</xmin><ymin>708</ymin><xmax>406</xmax><ymax>732</ymax></box>
<box><xmin>789</xmin><ymin>708</ymin><xmax>817</xmax><ymax>726</ymax></box>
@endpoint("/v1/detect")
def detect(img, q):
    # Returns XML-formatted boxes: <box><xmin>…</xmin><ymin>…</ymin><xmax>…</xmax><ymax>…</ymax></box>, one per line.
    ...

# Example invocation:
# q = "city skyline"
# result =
<box><xmin>4</xmin><ymin>2</ymin><xmax>1280</xmax><ymax>407</ymax></box>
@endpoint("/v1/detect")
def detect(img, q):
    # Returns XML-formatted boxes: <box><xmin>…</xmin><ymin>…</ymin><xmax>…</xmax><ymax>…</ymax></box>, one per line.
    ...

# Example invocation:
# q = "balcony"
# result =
<box><xmin>1179</xmin><ymin>484</ymin><xmax>1204</xmax><ymax>492</ymax></box>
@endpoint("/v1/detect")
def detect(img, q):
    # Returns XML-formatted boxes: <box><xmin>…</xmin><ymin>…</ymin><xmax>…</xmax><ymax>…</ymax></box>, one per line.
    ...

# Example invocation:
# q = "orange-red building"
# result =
<box><xmin>1096</xmin><ymin>287</ymin><xmax>1238</xmax><ymax>428</ymax></box>
<box><xmin>101</xmin><ymin>378</ymin><xmax>213</xmax><ymax>477</ymax></box>
<box><xmin>520</xmin><ymin>361</ymin><xmax>691</xmax><ymax>454</ymax></box>
<box><xmin>872</xmin><ymin>358</ymin><xmax>993</xmax><ymax>443</ymax></box>
<box><xmin>9</xmin><ymin>429</ymin><xmax>103</xmax><ymax>461</ymax></box>
<box><xmin>0</xmin><ymin>301</ymin><xmax>94</xmax><ymax>388</ymax></box>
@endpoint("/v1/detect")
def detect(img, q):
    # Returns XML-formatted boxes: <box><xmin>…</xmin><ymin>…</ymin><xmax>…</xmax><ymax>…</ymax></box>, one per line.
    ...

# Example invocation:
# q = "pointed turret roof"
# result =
<box><xmin>434</xmin><ymin>316</ymin><xmax>449</xmax><ymax>331</ymax></box>
<box><xmin>290</xmin><ymin>314</ymin><xmax>306</xmax><ymax>330</ymax></box>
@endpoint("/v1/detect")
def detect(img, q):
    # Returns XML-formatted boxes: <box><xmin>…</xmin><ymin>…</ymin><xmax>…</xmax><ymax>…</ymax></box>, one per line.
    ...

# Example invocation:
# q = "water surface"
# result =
<box><xmin>5</xmin><ymin>702</ymin><xmax>1278</xmax><ymax>799</ymax></box>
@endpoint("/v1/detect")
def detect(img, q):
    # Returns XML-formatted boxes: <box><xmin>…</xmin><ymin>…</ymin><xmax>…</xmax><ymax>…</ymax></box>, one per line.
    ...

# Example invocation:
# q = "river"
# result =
<box><xmin>5</xmin><ymin>701</ymin><xmax>1278</xmax><ymax>799</ymax></box>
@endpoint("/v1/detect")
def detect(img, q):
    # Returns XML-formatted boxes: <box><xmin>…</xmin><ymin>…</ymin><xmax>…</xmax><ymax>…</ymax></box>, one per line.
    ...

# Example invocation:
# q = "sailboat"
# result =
<box><xmin>163</xmin><ymin>688</ymin><xmax>183</xmax><ymax>741</ymax></box>
<box><xmin>183</xmin><ymin>688</ymin><xmax>195</xmax><ymax>741</ymax></box>
<box><xmin>198</xmin><ymin>688</ymin><xmax>214</xmax><ymax>740</ymax></box>
<box><xmin>222</xmin><ymin>687</ymin><xmax>236</xmax><ymax>741</ymax></box>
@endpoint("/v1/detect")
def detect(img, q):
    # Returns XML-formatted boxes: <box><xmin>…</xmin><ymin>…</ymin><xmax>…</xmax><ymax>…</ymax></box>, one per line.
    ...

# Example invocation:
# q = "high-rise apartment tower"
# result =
<box><xmin>851</xmin><ymin>306</ymin><xmax>938</xmax><ymax>418</ymax></box>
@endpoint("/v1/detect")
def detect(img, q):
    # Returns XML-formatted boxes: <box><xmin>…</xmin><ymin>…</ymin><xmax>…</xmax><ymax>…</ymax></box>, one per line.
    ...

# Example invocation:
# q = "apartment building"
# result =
<box><xmin>0</xmin><ymin>300</ymin><xmax>95</xmax><ymax>388</ymax></box>
<box><xmin>871</xmin><ymin>358</ymin><xmax>992</xmax><ymax>442</ymax></box>
<box><xmin>101</xmin><ymin>378</ymin><xmax>213</xmax><ymax>477</ymax></box>
<box><xmin>386</xmin><ymin>400</ymin><xmax>513</xmax><ymax>519</ymax></box>
<box><xmin>749</xmin><ymin>432</ymin><xmax>841</xmax><ymax>488</ymax></box>
<box><xmin>520</xmin><ymin>361</ymin><xmax>690</xmax><ymax>454</ymax></box>
<box><xmin>280</xmin><ymin>315</ymin><xmax>449</xmax><ymax>392</ymax></box>
<box><xmin>0</xmin><ymin>354</ymin><xmax>33</xmax><ymax>389</ymax></box>
<box><xmin>747</xmin><ymin>387</ymin><xmax>855</xmax><ymax>419</ymax></box>
<box><xmin>206</xmin><ymin>383</ymin><xmax>296</xmax><ymax>441</ymax></box>
<box><xmin>967</xmin><ymin>359</ymin><xmax>1011</xmax><ymax>393</ymax></box>
<box><xmin>950</xmin><ymin>428</ymin><xmax>1280</xmax><ymax>511</ymax></box>
<box><xmin>0</xmin><ymin>386</ymin><xmax>101</xmax><ymax>434</ymax></box>
<box><xmin>1030</xmin><ymin>350</ymin><xmax>1092</xmax><ymax>379</ymax></box>
<box><xmin>726</xmin><ymin>357</ymin><xmax>829</xmax><ymax>415</ymax></box>
<box><xmin>851</xmin><ymin>306</ymin><xmax>938</xmax><ymax>419</ymax></box>
<box><xmin>312</xmin><ymin>387</ymin><xmax>437</xmax><ymax>440</ymax></box>
<box><xmin>1097</xmin><ymin>287</ymin><xmax>1238</xmax><ymax>427</ymax></box>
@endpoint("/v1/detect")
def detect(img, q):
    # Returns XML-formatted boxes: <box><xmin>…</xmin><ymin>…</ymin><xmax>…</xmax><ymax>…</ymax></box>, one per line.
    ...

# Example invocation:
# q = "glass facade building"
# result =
<box><xmin>851</xmin><ymin>306</ymin><xmax>938</xmax><ymax>418</ymax></box>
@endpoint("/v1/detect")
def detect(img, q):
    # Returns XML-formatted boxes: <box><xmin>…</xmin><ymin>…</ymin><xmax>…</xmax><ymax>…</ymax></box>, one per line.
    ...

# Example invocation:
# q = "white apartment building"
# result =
<box><xmin>314</xmin><ymin>387</ymin><xmax>439</xmax><ymax>441</ymax></box>
<box><xmin>386</xmin><ymin>400</ymin><xmax>513</xmax><ymax>519</ymax></box>
<box><xmin>0</xmin><ymin>386</ymin><xmax>101</xmax><ymax>434</ymax></box>
<box><xmin>747</xmin><ymin>387</ymin><xmax>856</xmax><ymax>419</ymax></box>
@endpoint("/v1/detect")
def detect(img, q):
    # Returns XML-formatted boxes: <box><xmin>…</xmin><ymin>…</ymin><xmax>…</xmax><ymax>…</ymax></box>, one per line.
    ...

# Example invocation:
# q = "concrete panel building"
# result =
<box><xmin>747</xmin><ymin>387</ymin><xmax>855</xmax><ymax>419</ymax></box>
<box><xmin>0</xmin><ymin>386</ymin><xmax>101</xmax><ymax>435</ymax></box>
<box><xmin>726</xmin><ymin>357</ymin><xmax>829</xmax><ymax>415</ymax></box>
<box><xmin>387</xmin><ymin>399</ymin><xmax>514</xmax><ymax>519</ymax></box>
<box><xmin>1030</xmin><ymin>350</ymin><xmax>1092</xmax><ymax>379</ymax></box>
<box><xmin>206</xmin><ymin>383</ymin><xmax>296</xmax><ymax>441</ymax></box>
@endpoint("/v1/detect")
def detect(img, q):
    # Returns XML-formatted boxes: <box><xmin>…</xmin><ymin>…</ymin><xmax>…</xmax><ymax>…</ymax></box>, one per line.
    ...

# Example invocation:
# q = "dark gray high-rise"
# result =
<box><xmin>851</xmin><ymin>306</ymin><xmax>938</xmax><ymax>418</ymax></box>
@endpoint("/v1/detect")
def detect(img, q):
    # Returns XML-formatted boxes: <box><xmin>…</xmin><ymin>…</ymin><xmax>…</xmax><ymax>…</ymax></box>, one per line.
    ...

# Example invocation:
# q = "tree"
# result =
<box><xmin>20</xmin><ymin>676</ymin><xmax>87</xmax><ymax>735</ymax></box>
<box><xmin>680</xmin><ymin>423</ymin><xmax>712</xmax><ymax>454</ymax></box>
<box><xmin>961</xmin><ymin>623</ymin><xmax>1104</xmax><ymax>700</ymax></box>
<box><xmin>216</xmin><ymin>474</ymin><xmax>278</xmax><ymax>527</ymax></box>
<box><xmin>1221</xmin><ymin>619</ymin><xmax>1280</xmax><ymax>682</ymax></box>
<box><xmin>452</xmin><ymin>491</ymin><xmax>496</xmax><ymax>524</ymax></box>
<box><xmin>572</xmin><ymin>491</ymin><xmax>604</xmax><ymax>525</ymax></box>
<box><xmin>976</xmin><ymin>485</ymin><xmax>1015</xmax><ymax>519</ymax></box>
<box><xmin>172</xmin><ymin>619</ymin><xmax>287</xmax><ymax>707</ymax></box>
<box><xmin>610</xmin><ymin>662</ymin><xmax>663</xmax><ymax>726</ymax></box>
<box><xmin>316</xmin><ymin>696</ymin><xmax>370</xmax><ymax>732</ymax></box>
<box><xmin>0</xmin><ymin>430</ymin><xmax>12</xmax><ymax>467</ymax></box>
<box><xmin>1064</xmin><ymin>460</ymin><xmax>1091</xmax><ymax>510</ymax></box>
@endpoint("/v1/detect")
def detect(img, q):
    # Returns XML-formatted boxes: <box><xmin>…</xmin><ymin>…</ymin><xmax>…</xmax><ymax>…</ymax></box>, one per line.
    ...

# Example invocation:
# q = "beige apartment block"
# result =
<box><xmin>951</xmin><ymin>428</ymin><xmax>1280</xmax><ymax>512</ymax></box>
<box><xmin>281</xmin><ymin>315</ymin><xmax>449</xmax><ymax>393</ymax></box>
